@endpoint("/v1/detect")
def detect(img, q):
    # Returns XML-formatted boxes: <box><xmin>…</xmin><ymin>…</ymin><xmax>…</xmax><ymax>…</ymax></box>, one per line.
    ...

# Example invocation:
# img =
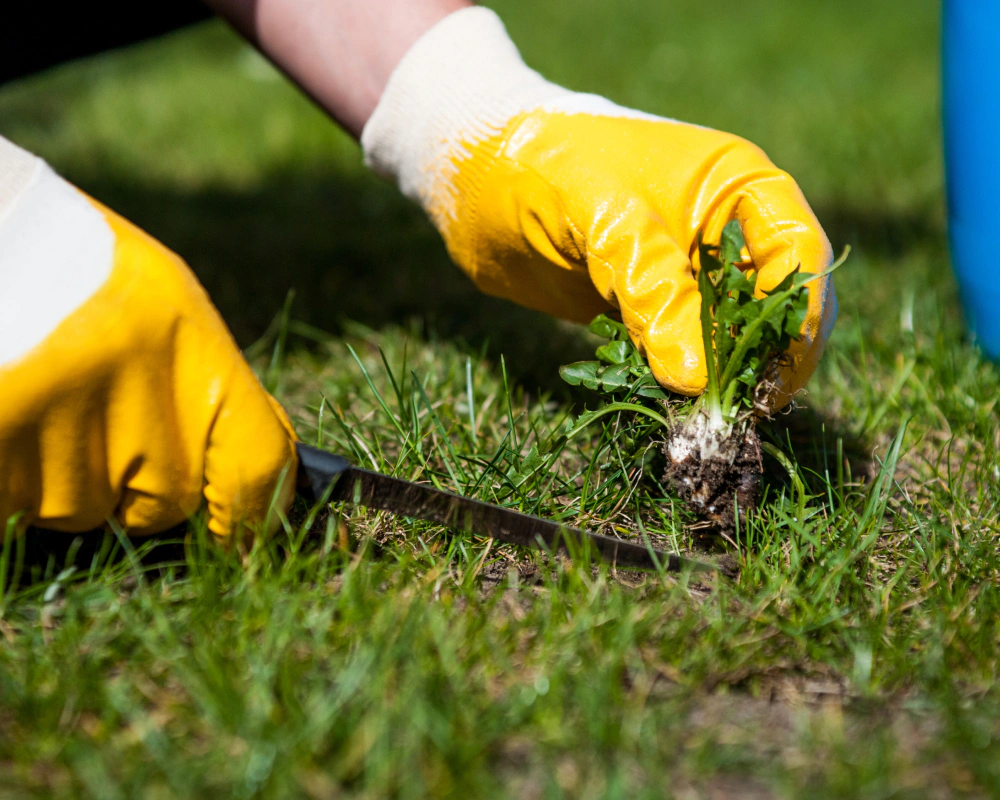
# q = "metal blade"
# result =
<box><xmin>296</xmin><ymin>444</ymin><xmax>712</xmax><ymax>573</ymax></box>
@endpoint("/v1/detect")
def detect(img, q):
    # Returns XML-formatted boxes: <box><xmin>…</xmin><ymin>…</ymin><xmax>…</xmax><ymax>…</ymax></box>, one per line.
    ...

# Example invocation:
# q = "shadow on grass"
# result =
<box><xmin>6</xmin><ymin>527</ymin><xmax>187</xmax><ymax>589</ymax></box>
<box><xmin>763</xmin><ymin>405</ymin><xmax>877</xmax><ymax>502</ymax></box>
<box><xmin>81</xmin><ymin>172</ymin><xmax>596</xmax><ymax>396</ymax></box>
<box><xmin>816</xmin><ymin>204</ymin><xmax>944</xmax><ymax>261</ymax></box>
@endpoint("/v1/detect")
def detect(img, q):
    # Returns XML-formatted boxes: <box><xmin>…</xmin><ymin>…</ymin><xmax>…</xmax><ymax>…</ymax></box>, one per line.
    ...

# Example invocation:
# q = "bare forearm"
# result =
<box><xmin>204</xmin><ymin>0</ymin><xmax>472</xmax><ymax>137</ymax></box>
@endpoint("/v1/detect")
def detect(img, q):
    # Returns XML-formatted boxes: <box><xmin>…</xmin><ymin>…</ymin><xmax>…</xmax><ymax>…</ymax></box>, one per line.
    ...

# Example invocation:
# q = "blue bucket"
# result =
<box><xmin>943</xmin><ymin>0</ymin><xmax>1000</xmax><ymax>358</ymax></box>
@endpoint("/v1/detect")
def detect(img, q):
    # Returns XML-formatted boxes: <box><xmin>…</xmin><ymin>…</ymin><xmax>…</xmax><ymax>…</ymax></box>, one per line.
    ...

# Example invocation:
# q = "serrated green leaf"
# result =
<box><xmin>792</xmin><ymin>269</ymin><xmax>817</xmax><ymax>287</ymax></box>
<box><xmin>740</xmin><ymin>302</ymin><xmax>761</xmax><ymax>325</ymax></box>
<box><xmin>559</xmin><ymin>361</ymin><xmax>601</xmax><ymax>390</ymax></box>
<box><xmin>506</xmin><ymin>444</ymin><xmax>546</xmax><ymax>488</ymax></box>
<box><xmin>720</xmin><ymin>220</ymin><xmax>746</xmax><ymax>267</ymax></box>
<box><xmin>783</xmin><ymin>287</ymin><xmax>809</xmax><ymax>338</ymax></box>
<box><xmin>588</xmin><ymin>313</ymin><xmax>628</xmax><ymax>340</ymax></box>
<box><xmin>599</xmin><ymin>364</ymin><xmax>630</xmax><ymax>390</ymax></box>
<box><xmin>735</xmin><ymin>357</ymin><xmax>760</xmax><ymax>387</ymax></box>
<box><xmin>767</xmin><ymin>266</ymin><xmax>801</xmax><ymax>295</ymax></box>
<box><xmin>635</xmin><ymin>385</ymin><xmax>668</xmax><ymax>400</ymax></box>
<box><xmin>722</xmin><ymin>266</ymin><xmax>756</xmax><ymax>298</ymax></box>
<box><xmin>627</xmin><ymin>347</ymin><xmax>647</xmax><ymax>367</ymax></box>
<box><xmin>596</xmin><ymin>340</ymin><xmax>631</xmax><ymax>365</ymax></box>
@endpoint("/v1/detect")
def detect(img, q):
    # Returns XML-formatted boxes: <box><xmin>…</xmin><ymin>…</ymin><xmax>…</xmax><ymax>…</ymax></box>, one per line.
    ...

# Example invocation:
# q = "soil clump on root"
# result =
<box><xmin>663</xmin><ymin>416</ymin><xmax>762</xmax><ymax>535</ymax></box>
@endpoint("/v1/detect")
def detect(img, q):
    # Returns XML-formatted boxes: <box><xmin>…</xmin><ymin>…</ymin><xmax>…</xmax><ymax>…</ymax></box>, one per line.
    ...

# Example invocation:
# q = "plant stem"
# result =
<box><xmin>721</xmin><ymin>380</ymin><xmax>739</xmax><ymax>419</ymax></box>
<box><xmin>697</xmin><ymin>261</ymin><xmax>723</xmax><ymax>425</ymax></box>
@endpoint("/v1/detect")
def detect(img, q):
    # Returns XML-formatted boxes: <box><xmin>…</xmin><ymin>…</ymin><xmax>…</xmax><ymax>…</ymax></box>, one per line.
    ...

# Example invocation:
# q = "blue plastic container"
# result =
<box><xmin>943</xmin><ymin>0</ymin><xmax>1000</xmax><ymax>358</ymax></box>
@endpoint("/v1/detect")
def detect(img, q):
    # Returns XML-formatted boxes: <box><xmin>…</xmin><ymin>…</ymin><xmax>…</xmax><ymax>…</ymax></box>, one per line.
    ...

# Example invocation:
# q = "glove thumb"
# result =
<box><xmin>202</xmin><ymin>363</ymin><xmax>298</xmax><ymax>544</ymax></box>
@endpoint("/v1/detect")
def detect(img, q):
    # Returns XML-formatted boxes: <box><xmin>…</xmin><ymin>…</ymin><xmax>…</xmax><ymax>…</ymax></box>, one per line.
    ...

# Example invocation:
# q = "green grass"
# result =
<box><xmin>3</xmin><ymin>0</ymin><xmax>999</xmax><ymax>796</ymax></box>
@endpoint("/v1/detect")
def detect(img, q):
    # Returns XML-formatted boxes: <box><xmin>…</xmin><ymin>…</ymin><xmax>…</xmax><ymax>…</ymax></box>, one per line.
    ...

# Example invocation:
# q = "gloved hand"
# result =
<box><xmin>362</xmin><ymin>7</ymin><xmax>836</xmax><ymax>407</ymax></box>
<box><xmin>0</xmin><ymin>137</ymin><xmax>297</xmax><ymax>540</ymax></box>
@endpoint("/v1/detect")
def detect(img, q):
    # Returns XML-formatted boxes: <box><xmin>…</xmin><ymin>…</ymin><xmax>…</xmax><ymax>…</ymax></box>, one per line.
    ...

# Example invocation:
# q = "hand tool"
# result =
<box><xmin>296</xmin><ymin>443</ymin><xmax>713</xmax><ymax>573</ymax></box>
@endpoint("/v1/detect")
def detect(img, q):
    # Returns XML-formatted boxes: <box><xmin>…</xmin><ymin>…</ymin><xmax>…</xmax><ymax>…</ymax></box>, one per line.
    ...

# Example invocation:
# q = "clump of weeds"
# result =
<box><xmin>561</xmin><ymin>221</ymin><xmax>848</xmax><ymax>534</ymax></box>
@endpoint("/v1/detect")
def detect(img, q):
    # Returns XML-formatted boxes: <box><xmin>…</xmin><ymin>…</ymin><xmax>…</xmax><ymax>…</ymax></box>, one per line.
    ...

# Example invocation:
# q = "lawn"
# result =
<box><xmin>3</xmin><ymin>0</ymin><xmax>999</xmax><ymax>797</ymax></box>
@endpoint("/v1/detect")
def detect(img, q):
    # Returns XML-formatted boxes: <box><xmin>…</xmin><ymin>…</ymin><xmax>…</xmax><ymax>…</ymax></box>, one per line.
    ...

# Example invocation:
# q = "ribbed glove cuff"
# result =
<box><xmin>0</xmin><ymin>136</ymin><xmax>41</xmax><ymax>223</ymax></box>
<box><xmin>360</xmin><ymin>7</ymin><xmax>568</xmax><ymax>229</ymax></box>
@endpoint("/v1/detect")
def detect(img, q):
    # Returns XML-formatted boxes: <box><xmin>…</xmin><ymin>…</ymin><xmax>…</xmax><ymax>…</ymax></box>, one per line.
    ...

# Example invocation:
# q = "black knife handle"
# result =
<box><xmin>296</xmin><ymin>443</ymin><xmax>351</xmax><ymax>502</ymax></box>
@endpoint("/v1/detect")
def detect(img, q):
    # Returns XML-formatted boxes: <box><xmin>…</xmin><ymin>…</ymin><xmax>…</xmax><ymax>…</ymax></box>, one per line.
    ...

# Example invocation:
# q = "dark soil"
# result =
<box><xmin>663</xmin><ymin>422</ymin><xmax>762</xmax><ymax>535</ymax></box>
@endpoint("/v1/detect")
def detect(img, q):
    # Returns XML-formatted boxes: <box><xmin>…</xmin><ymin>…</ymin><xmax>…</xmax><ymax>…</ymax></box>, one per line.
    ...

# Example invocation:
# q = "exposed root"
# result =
<box><xmin>663</xmin><ymin>413</ymin><xmax>762</xmax><ymax>535</ymax></box>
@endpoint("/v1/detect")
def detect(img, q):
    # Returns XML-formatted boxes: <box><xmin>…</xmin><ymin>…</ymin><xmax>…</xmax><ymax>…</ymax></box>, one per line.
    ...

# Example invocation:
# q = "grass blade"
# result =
<box><xmin>466</xmin><ymin>357</ymin><xmax>478</xmax><ymax>442</ymax></box>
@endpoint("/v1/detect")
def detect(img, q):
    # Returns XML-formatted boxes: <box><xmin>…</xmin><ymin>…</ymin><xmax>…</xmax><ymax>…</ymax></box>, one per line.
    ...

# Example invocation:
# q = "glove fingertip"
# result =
<box><xmin>639</xmin><ymin>289</ymin><xmax>708</xmax><ymax>397</ymax></box>
<box><xmin>645</xmin><ymin>345</ymin><xmax>707</xmax><ymax>397</ymax></box>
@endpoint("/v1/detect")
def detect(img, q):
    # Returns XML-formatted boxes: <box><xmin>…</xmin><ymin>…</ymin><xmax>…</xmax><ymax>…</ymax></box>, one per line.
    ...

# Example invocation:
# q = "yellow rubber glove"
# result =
<box><xmin>362</xmin><ymin>8</ymin><xmax>837</xmax><ymax>407</ymax></box>
<box><xmin>0</xmin><ymin>137</ymin><xmax>297</xmax><ymax>539</ymax></box>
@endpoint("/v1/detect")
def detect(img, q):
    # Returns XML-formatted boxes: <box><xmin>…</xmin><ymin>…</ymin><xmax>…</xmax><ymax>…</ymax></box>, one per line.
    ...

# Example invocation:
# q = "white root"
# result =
<box><xmin>666</xmin><ymin>410</ymin><xmax>742</xmax><ymax>468</ymax></box>
<box><xmin>663</xmin><ymin>406</ymin><xmax>762</xmax><ymax>532</ymax></box>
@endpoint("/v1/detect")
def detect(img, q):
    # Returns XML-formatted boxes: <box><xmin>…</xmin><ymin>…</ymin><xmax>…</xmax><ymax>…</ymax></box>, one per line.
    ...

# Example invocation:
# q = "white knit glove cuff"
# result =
<box><xmin>360</xmin><ymin>7</ymin><xmax>568</xmax><ymax>227</ymax></box>
<box><xmin>0</xmin><ymin>136</ymin><xmax>42</xmax><ymax>224</ymax></box>
<box><xmin>0</xmin><ymin>135</ymin><xmax>115</xmax><ymax>366</ymax></box>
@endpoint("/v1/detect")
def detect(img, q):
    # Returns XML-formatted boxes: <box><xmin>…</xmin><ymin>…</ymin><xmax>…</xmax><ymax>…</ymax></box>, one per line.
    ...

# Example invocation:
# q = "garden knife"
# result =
<box><xmin>296</xmin><ymin>443</ymin><xmax>713</xmax><ymax>573</ymax></box>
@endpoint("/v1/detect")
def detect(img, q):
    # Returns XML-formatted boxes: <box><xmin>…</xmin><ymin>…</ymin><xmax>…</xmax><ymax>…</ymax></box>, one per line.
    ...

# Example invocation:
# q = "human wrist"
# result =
<box><xmin>207</xmin><ymin>0</ymin><xmax>473</xmax><ymax>138</ymax></box>
<box><xmin>360</xmin><ymin>7</ymin><xmax>569</xmax><ymax>220</ymax></box>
